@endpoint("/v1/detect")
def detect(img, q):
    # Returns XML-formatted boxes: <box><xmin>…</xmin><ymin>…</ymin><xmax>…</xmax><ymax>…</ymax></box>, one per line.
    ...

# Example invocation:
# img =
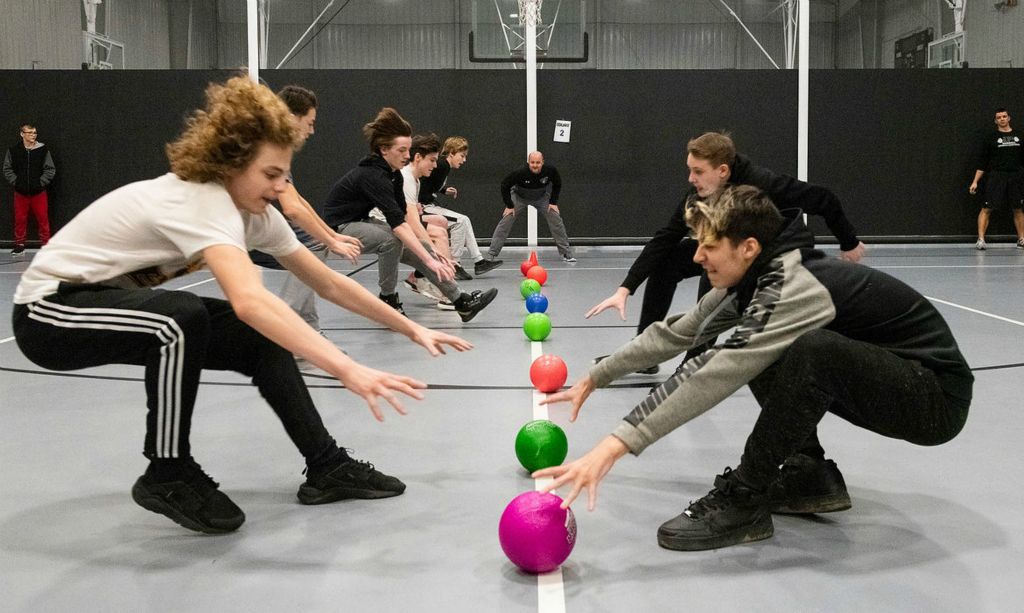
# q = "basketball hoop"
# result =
<box><xmin>517</xmin><ymin>0</ymin><xmax>543</xmax><ymax>26</ymax></box>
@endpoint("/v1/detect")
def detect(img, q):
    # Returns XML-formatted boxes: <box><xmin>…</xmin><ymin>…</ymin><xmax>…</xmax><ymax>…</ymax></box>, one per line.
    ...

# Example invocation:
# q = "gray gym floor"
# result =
<box><xmin>1</xmin><ymin>244</ymin><xmax>1022</xmax><ymax>612</ymax></box>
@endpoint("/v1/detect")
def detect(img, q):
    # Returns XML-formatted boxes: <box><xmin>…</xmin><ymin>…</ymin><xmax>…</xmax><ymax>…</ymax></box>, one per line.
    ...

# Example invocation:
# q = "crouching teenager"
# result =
<box><xmin>537</xmin><ymin>184</ymin><xmax>972</xmax><ymax>552</ymax></box>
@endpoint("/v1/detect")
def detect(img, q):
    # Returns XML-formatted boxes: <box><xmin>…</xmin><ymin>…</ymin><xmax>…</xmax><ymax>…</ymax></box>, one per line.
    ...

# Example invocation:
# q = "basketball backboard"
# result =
<box><xmin>469</xmin><ymin>0</ymin><xmax>588</xmax><ymax>63</ymax></box>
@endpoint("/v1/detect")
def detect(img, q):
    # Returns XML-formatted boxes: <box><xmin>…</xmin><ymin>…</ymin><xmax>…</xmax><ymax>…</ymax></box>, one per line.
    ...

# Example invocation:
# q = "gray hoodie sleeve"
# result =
<box><xmin>2</xmin><ymin>150</ymin><xmax>14</xmax><ymax>186</ymax></box>
<box><xmin>606</xmin><ymin>250</ymin><xmax>838</xmax><ymax>455</ymax></box>
<box><xmin>40</xmin><ymin>151</ymin><xmax>56</xmax><ymax>186</ymax></box>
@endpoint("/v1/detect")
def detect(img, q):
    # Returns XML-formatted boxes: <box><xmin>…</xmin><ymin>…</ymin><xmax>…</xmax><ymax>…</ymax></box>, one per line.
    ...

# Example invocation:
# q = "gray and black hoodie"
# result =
<box><xmin>591</xmin><ymin>210</ymin><xmax>974</xmax><ymax>455</ymax></box>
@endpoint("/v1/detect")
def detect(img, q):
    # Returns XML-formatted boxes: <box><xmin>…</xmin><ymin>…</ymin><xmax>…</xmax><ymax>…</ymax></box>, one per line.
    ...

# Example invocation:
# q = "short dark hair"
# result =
<box><xmin>995</xmin><ymin>107</ymin><xmax>1008</xmax><ymax>115</ymax></box>
<box><xmin>411</xmin><ymin>133</ymin><xmax>441</xmax><ymax>159</ymax></box>
<box><xmin>685</xmin><ymin>185</ymin><xmax>783</xmax><ymax>247</ymax></box>
<box><xmin>278</xmin><ymin>85</ymin><xmax>317</xmax><ymax>116</ymax></box>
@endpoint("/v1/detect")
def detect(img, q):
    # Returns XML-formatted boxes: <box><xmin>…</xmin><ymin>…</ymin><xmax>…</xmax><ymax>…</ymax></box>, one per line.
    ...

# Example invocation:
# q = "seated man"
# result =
<box><xmin>537</xmin><ymin>185</ymin><xmax>973</xmax><ymax>552</ymax></box>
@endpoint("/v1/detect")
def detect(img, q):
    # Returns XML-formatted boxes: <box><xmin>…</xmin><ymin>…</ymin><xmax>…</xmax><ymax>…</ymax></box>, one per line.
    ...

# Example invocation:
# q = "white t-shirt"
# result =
<box><xmin>368</xmin><ymin>164</ymin><xmax>421</xmax><ymax>223</ymax></box>
<box><xmin>400</xmin><ymin>164</ymin><xmax>421</xmax><ymax>205</ymax></box>
<box><xmin>15</xmin><ymin>173</ymin><xmax>301</xmax><ymax>304</ymax></box>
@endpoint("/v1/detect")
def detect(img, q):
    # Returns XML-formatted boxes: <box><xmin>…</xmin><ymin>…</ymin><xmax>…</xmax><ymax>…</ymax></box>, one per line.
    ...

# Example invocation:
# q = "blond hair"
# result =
<box><xmin>442</xmin><ymin>136</ymin><xmax>469</xmax><ymax>156</ymax></box>
<box><xmin>685</xmin><ymin>185</ymin><xmax>783</xmax><ymax>246</ymax></box>
<box><xmin>166</xmin><ymin>75</ymin><xmax>298</xmax><ymax>183</ymax></box>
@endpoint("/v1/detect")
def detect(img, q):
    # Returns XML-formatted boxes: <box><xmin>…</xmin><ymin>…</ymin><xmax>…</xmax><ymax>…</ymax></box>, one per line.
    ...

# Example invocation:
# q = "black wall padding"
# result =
<box><xmin>1</xmin><ymin>69</ymin><xmax>1021</xmax><ymax>244</ymax></box>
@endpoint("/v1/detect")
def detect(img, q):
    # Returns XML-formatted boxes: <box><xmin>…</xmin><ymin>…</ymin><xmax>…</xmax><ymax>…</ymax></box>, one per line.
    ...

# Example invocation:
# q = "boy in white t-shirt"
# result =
<box><xmin>12</xmin><ymin>76</ymin><xmax>472</xmax><ymax>535</ymax></box>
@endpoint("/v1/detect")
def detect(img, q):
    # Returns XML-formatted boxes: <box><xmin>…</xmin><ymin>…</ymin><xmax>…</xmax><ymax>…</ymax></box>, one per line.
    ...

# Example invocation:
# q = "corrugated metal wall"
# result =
<box><xmin>0</xmin><ymin>0</ymin><xmax>81</xmax><ymax>69</ymax></box>
<box><xmin>107</xmin><ymin>0</ymin><xmax>172</xmax><ymax>69</ymax></box>
<box><xmin>0</xmin><ymin>0</ymin><xmax>1019</xmax><ymax>70</ymax></box>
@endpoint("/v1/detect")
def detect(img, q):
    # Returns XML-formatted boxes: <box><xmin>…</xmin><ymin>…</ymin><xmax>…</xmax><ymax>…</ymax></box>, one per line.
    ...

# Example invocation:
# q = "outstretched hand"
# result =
<box><xmin>539</xmin><ymin>375</ymin><xmax>595</xmax><ymax>422</ymax></box>
<box><xmin>533</xmin><ymin>436</ymin><xmax>629</xmax><ymax>511</ymax></box>
<box><xmin>585</xmin><ymin>288</ymin><xmax>629</xmax><ymax>321</ymax></box>
<box><xmin>410</xmin><ymin>325</ymin><xmax>474</xmax><ymax>356</ymax></box>
<box><xmin>337</xmin><ymin>363</ymin><xmax>427</xmax><ymax>422</ymax></box>
<box><xmin>428</xmin><ymin>257</ymin><xmax>456</xmax><ymax>282</ymax></box>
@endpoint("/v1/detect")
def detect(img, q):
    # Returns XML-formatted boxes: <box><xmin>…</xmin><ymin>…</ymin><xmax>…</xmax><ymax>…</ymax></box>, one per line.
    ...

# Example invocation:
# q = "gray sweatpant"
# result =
<box><xmin>336</xmin><ymin>219</ymin><xmax>462</xmax><ymax>301</ymax></box>
<box><xmin>279</xmin><ymin>245</ymin><xmax>330</xmax><ymax>331</ymax></box>
<box><xmin>487</xmin><ymin>191</ymin><xmax>573</xmax><ymax>259</ymax></box>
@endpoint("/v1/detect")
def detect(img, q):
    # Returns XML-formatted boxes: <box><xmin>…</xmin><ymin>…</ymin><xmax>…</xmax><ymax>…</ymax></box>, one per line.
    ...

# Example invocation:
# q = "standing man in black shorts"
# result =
<box><xmin>969</xmin><ymin>108</ymin><xmax>1024</xmax><ymax>250</ymax></box>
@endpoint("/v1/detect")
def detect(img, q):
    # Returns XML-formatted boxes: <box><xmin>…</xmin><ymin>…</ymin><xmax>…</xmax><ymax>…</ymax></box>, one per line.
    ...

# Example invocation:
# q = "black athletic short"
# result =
<box><xmin>983</xmin><ymin>169</ymin><xmax>1024</xmax><ymax>211</ymax></box>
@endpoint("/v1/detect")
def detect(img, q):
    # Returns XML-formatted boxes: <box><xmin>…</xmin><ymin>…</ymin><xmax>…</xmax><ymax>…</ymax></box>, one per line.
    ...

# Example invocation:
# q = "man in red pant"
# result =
<box><xmin>4</xmin><ymin>124</ymin><xmax>56</xmax><ymax>255</ymax></box>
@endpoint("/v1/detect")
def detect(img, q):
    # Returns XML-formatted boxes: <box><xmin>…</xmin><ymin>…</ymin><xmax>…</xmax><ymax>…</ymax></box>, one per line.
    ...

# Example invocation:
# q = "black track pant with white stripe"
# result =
<box><xmin>12</xmin><ymin>283</ymin><xmax>341</xmax><ymax>464</ymax></box>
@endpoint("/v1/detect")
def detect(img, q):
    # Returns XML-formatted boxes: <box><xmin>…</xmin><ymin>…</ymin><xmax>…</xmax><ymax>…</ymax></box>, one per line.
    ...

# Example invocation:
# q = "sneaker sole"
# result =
<box><xmin>657</xmin><ymin>514</ymin><xmax>774</xmax><ymax>551</ymax></box>
<box><xmin>770</xmin><ymin>492</ymin><xmax>852</xmax><ymax>515</ymax></box>
<box><xmin>131</xmin><ymin>478</ymin><xmax>244</xmax><ymax>534</ymax></box>
<box><xmin>296</xmin><ymin>484</ymin><xmax>406</xmax><ymax>505</ymax></box>
<box><xmin>436</xmin><ymin>302</ymin><xmax>456</xmax><ymax>311</ymax></box>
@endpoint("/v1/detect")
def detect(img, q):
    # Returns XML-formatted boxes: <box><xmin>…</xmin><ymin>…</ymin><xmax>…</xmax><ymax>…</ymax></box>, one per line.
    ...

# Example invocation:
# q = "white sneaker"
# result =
<box><xmin>416</xmin><ymin>278</ymin><xmax>447</xmax><ymax>302</ymax></box>
<box><xmin>975</xmin><ymin>239</ymin><xmax>986</xmax><ymax>251</ymax></box>
<box><xmin>562</xmin><ymin>255</ymin><xmax>577</xmax><ymax>264</ymax></box>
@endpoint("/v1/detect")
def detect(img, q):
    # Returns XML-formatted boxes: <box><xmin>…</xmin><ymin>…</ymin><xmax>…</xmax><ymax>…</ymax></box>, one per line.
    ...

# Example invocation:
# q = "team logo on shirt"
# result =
<box><xmin>996</xmin><ymin>136</ymin><xmax>1020</xmax><ymax>148</ymax></box>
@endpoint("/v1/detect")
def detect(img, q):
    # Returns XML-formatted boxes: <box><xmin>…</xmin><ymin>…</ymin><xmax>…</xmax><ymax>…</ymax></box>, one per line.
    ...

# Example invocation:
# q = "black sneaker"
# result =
<box><xmin>379</xmin><ymin>292</ymin><xmax>406</xmax><ymax>316</ymax></box>
<box><xmin>474</xmin><ymin>258</ymin><xmax>503</xmax><ymax>275</ymax></box>
<box><xmin>454</xmin><ymin>264</ymin><xmax>474</xmax><ymax>281</ymax></box>
<box><xmin>593</xmin><ymin>354</ymin><xmax>660</xmax><ymax>375</ymax></box>
<box><xmin>11</xmin><ymin>244</ymin><xmax>25</xmax><ymax>256</ymax></box>
<box><xmin>297</xmin><ymin>456</ymin><xmax>406</xmax><ymax>504</ymax></box>
<box><xmin>656</xmin><ymin>467</ymin><xmax>773</xmax><ymax>551</ymax></box>
<box><xmin>131</xmin><ymin>459</ymin><xmax>245</xmax><ymax>534</ymax></box>
<box><xmin>769</xmin><ymin>454</ymin><xmax>851</xmax><ymax>514</ymax></box>
<box><xmin>453</xmin><ymin>287</ymin><xmax>498</xmax><ymax>322</ymax></box>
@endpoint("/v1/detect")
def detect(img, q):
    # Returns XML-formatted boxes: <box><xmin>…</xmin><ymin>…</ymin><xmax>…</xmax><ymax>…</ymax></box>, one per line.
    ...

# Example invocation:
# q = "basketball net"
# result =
<box><xmin>517</xmin><ymin>0</ymin><xmax>543</xmax><ymax>26</ymax></box>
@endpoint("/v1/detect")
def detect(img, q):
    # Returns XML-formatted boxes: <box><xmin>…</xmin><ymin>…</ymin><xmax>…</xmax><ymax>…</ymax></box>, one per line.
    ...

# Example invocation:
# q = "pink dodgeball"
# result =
<box><xmin>498</xmin><ymin>491</ymin><xmax>577</xmax><ymax>574</ymax></box>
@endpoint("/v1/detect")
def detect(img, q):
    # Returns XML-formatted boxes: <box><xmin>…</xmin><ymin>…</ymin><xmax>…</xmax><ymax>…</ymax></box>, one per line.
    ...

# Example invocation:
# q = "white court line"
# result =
<box><xmin>1</xmin><ymin>336</ymin><xmax>16</xmax><ymax>344</ymax></box>
<box><xmin>529</xmin><ymin>339</ymin><xmax>567</xmax><ymax>613</ymax></box>
<box><xmin>174</xmin><ymin>276</ymin><xmax>218</xmax><ymax>291</ymax></box>
<box><xmin>926</xmin><ymin>296</ymin><xmax>1024</xmax><ymax>327</ymax></box>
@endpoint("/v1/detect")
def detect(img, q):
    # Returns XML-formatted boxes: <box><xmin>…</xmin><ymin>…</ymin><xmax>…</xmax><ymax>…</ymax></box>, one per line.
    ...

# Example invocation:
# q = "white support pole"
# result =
<box><xmin>525</xmin><ymin>18</ymin><xmax>538</xmax><ymax>248</ymax></box>
<box><xmin>797</xmin><ymin>0</ymin><xmax>809</xmax><ymax>182</ymax></box>
<box><xmin>247</xmin><ymin>0</ymin><xmax>259</xmax><ymax>83</ymax></box>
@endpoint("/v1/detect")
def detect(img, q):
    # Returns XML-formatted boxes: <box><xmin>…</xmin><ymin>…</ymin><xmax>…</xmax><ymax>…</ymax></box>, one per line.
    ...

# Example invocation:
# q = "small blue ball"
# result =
<box><xmin>525</xmin><ymin>293</ymin><xmax>549</xmax><ymax>314</ymax></box>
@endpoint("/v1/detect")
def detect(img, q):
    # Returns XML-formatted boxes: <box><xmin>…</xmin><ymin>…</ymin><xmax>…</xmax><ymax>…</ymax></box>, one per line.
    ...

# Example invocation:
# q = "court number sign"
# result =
<box><xmin>554</xmin><ymin>120</ymin><xmax>571</xmax><ymax>143</ymax></box>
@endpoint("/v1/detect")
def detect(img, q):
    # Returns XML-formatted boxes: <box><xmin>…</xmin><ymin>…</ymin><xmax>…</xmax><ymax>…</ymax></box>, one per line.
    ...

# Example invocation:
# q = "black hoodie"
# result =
<box><xmin>620</xmin><ymin>154</ymin><xmax>860</xmax><ymax>293</ymax></box>
<box><xmin>323</xmin><ymin>154</ymin><xmax>406</xmax><ymax>229</ymax></box>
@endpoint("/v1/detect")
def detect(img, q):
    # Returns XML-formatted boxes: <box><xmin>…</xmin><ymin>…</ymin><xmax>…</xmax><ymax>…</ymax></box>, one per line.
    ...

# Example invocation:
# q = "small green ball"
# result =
<box><xmin>520</xmin><ymin>278</ymin><xmax>542</xmax><ymax>298</ymax></box>
<box><xmin>523</xmin><ymin>312</ymin><xmax>552</xmax><ymax>341</ymax></box>
<box><xmin>515</xmin><ymin>420</ymin><xmax>569</xmax><ymax>472</ymax></box>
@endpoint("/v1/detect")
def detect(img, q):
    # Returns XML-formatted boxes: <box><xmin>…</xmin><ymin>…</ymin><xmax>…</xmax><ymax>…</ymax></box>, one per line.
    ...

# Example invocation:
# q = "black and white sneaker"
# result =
<box><xmin>131</xmin><ymin>459</ymin><xmax>245</xmax><ymax>534</ymax></box>
<box><xmin>562</xmin><ymin>255</ymin><xmax>577</xmax><ymax>264</ymax></box>
<box><xmin>454</xmin><ymin>288</ymin><xmax>498</xmax><ymax>322</ymax></box>
<box><xmin>297</xmin><ymin>455</ymin><xmax>406</xmax><ymax>504</ymax></box>
<box><xmin>11</xmin><ymin>244</ymin><xmax>26</xmax><ymax>256</ymax></box>
<box><xmin>474</xmin><ymin>258</ymin><xmax>503</xmax><ymax>275</ymax></box>
<box><xmin>379</xmin><ymin>292</ymin><xmax>406</xmax><ymax>316</ymax></box>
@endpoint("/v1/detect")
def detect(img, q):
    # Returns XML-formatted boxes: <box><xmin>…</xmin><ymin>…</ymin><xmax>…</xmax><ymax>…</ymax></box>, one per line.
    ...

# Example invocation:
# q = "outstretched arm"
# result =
<box><xmin>279</xmin><ymin>244</ymin><xmax>471</xmax><ymax>355</ymax></box>
<box><xmin>204</xmin><ymin>244</ymin><xmax>431</xmax><ymax>421</ymax></box>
